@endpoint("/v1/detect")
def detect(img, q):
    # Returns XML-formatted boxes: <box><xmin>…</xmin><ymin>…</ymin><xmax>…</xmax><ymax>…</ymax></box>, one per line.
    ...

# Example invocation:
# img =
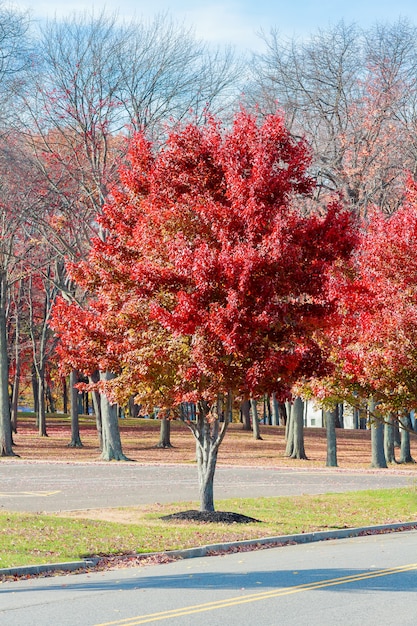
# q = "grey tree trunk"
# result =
<box><xmin>369</xmin><ymin>400</ymin><xmax>387</xmax><ymax>468</ymax></box>
<box><xmin>99</xmin><ymin>371</ymin><xmax>128</xmax><ymax>461</ymax></box>
<box><xmin>278</xmin><ymin>402</ymin><xmax>287</xmax><ymax>427</ymax></box>
<box><xmin>10</xmin><ymin>359</ymin><xmax>20</xmax><ymax>434</ymax></box>
<box><xmin>250</xmin><ymin>398</ymin><xmax>262</xmax><ymax>440</ymax></box>
<box><xmin>68</xmin><ymin>369</ymin><xmax>83</xmax><ymax>448</ymax></box>
<box><xmin>384</xmin><ymin>413</ymin><xmax>396</xmax><ymax>464</ymax></box>
<box><xmin>187</xmin><ymin>394</ymin><xmax>231</xmax><ymax>512</ymax></box>
<box><xmin>89</xmin><ymin>371</ymin><xmax>103</xmax><ymax>450</ymax></box>
<box><xmin>0</xmin><ymin>286</ymin><xmax>15</xmax><ymax>456</ymax></box>
<box><xmin>394</xmin><ymin>422</ymin><xmax>401</xmax><ymax>448</ymax></box>
<box><xmin>37</xmin><ymin>368</ymin><xmax>47</xmax><ymax>437</ymax></box>
<box><xmin>324</xmin><ymin>408</ymin><xmax>338</xmax><ymax>467</ymax></box>
<box><xmin>285</xmin><ymin>401</ymin><xmax>292</xmax><ymax>436</ymax></box>
<box><xmin>399</xmin><ymin>414</ymin><xmax>414</xmax><ymax>464</ymax></box>
<box><xmin>128</xmin><ymin>396</ymin><xmax>140</xmax><ymax>417</ymax></box>
<box><xmin>285</xmin><ymin>403</ymin><xmax>294</xmax><ymax>456</ymax></box>
<box><xmin>156</xmin><ymin>414</ymin><xmax>172</xmax><ymax>448</ymax></box>
<box><xmin>263</xmin><ymin>395</ymin><xmax>272</xmax><ymax>425</ymax></box>
<box><xmin>241</xmin><ymin>399</ymin><xmax>251</xmax><ymax>430</ymax></box>
<box><xmin>290</xmin><ymin>397</ymin><xmax>307</xmax><ymax>459</ymax></box>
<box><xmin>271</xmin><ymin>393</ymin><xmax>279</xmax><ymax>426</ymax></box>
<box><xmin>62</xmin><ymin>376</ymin><xmax>68</xmax><ymax>415</ymax></box>
<box><xmin>337</xmin><ymin>404</ymin><xmax>344</xmax><ymax>428</ymax></box>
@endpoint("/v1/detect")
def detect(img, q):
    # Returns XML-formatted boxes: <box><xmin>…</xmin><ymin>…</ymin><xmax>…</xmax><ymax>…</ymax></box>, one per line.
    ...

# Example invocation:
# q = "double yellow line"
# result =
<box><xmin>96</xmin><ymin>562</ymin><xmax>417</xmax><ymax>625</ymax></box>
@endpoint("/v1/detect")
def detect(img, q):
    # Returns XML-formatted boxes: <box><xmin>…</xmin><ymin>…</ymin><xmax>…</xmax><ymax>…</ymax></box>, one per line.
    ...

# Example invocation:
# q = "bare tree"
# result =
<box><xmin>250</xmin><ymin>20</ymin><xmax>417</xmax><ymax>216</ymax></box>
<box><xmin>16</xmin><ymin>10</ymin><xmax>243</xmax><ymax>460</ymax></box>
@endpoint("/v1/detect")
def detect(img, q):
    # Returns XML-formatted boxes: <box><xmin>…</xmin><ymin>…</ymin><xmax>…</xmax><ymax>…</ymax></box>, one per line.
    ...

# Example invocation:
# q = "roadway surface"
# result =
<box><xmin>0</xmin><ymin>461</ymin><xmax>416</xmax><ymax>512</ymax></box>
<box><xmin>2</xmin><ymin>528</ymin><xmax>417</xmax><ymax>625</ymax></box>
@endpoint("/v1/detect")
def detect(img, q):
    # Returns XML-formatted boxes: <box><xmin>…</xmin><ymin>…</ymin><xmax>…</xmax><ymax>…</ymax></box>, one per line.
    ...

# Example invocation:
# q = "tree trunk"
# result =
<box><xmin>369</xmin><ymin>400</ymin><xmax>387</xmax><ymax>468</ymax></box>
<box><xmin>37</xmin><ymin>368</ymin><xmax>47</xmax><ymax>437</ymax></box>
<box><xmin>285</xmin><ymin>403</ymin><xmax>294</xmax><ymax>456</ymax></box>
<box><xmin>394</xmin><ymin>421</ymin><xmax>401</xmax><ymax>448</ymax></box>
<box><xmin>99</xmin><ymin>371</ymin><xmax>128</xmax><ymax>461</ymax></box>
<box><xmin>128</xmin><ymin>396</ymin><xmax>140</xmax><ymax>418</ymax></box>
<box><xmin>263</xmin><ymin>395</ymin><xmax>272</xmax><ymax>425</ymax></box>
<box><xmin>399</xmin><ymin>414</ymin><xmax>414</xmax><ymax>464</ymax></box>
<box><xmin>68</xmin><ymin>369</ymin><xmax>83</xmax><ymax>448</ymax></box>
<box><xmin>46</xmin><ymin>384</ymin><xmax>56</xmax><ymax>413</ymax></box>
<box><xmin>89</xmin><ymin>371</ymin><xmax>103</xmax><ymax>450</ymax></box>
<box><xmin>156</xmin><ymin>414</ymin><xmax>172</xmax><ymax>448</ymax></box>
<box><xmin>324</xmin><ymin>408</ymin><xmax>338</xmax><ymax>467</ymax></box>
<box><xmin>289</xmin><ymin>397</ymin><xmax>307</xmax><ymax>459</ymax></box>
<box><xmin>240</xmin><ymin>399</ymin><xmax>251</xmax><ymax>430</ymax></box>
<box><xmin>188</xmin><ymin>394</ymin><xmax>230</xmax><ymax>512</ymax></box>
<box><xmin>250</xmin><ymin>398</ymin><xmax>262</xmax><ymax>440</ymax></box>
<box><xmin>270</xmin><ymin>393</ymin><xmax>279</xmax><ymax>426</ymax></box>
<box><xmin>278</xmin><ymin>402</ymin><xmax>287</xmax><ymax>427</ymax></box>
<box><xmin>10</xmin><ymin>359</ymin><xmax>20</xmax><ymax>434</ymax></box>
<box><xmin>0</xmin><ymin>288</ymin><xmax>15</xmax><ymax>456</ymax></box>
<box><xmin>63</xmin><ymin>376</ymin><xmax>68</xmax><ymax>414</ymax></box>
<box><xmin>337</xmin><ymin>404</ymin><xmax>344</xmax><ymax>428</ymax></box>
<box><xmin>32</xmin><ymin>363</ymin><xmax>39</xmax><ymax>416</ymax></box>
<box><xmin>384</xmin><ymin>413</ymin><xmax>396</xmax><ymax>463</ymax></box>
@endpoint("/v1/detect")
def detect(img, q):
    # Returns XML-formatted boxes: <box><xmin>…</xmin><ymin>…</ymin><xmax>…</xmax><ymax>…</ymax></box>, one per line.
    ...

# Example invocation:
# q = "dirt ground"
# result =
<box><xmin>10</xmin><ymin>415</ymin><xmax>417</xmax><ymax>471</ymax></box>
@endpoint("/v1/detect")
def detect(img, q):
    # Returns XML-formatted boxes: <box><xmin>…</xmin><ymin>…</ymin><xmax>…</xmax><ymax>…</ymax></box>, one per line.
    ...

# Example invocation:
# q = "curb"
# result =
<box><xmin>2</xmin><ymin>521</ymin><xmax>417</xmax><ymax>578</ymax></box>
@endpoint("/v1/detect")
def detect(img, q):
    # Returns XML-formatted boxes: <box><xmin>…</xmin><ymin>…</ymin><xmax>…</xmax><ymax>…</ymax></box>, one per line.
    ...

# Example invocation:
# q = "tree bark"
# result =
<box><xmin>99</xmin><ymin>371</ymin><xmax>128</xmax><ymax>461</ymax></box>
<box><xmin>263</xmin><ymin>395</ymin><xmax>272</xmax><ymax>425</ymax></box>
<box><xmin>0</xmin><ymin>284</ymin><xmax>15</xmax><ymax>456</ymax></box>
<box><xmin>289</xmin><ymin>397</ymin><xmax>307</xmax><ymax>459</ymax></box>
<box><xmin>62</xmin><ymin>376</ymin><xmax>68</xmax><ymax>414</ymax></box>
<box><xmin>32</xmin><ymin>364</ymin><xmax>39</xmax><ymax>415</ymax></box>
<box><xmin>285</xmin><ymin>403</ymin><xmax>294</xmax><ymax>456</ymax></box>
<box><xmin>324</xmin><ymin>408</ymin><xmax>338</xmax><ymax>467</ymax></box>
<box><xmin>128</xmin><ymin>396</ymin><xmax>140</xmax><ymax>418</ymax></box>
<box><xmin>68</xmin><ymin>369</ymin><xmax>83</xmax><ymax>448</ymax></box>
<box><xmin>399</xmin><ymin>414</ymin><xmax>414</xmax><ymax>464</ymax></box>
<box><xmin>156</xmin><ymin>414</ymin><xmax>172</xmax><ymax>448</ymax></box>
<box><xmin>384</xmin><ymin>413</ymin><xmax>396</xmax><ymax>463</ymax></box>
<box><xmin>89</xmin><ymin>371</ymin><xmax>103</xmax><ymax>450</ymax></box>
<box><xmin>240</xmin><ymin>399</ymin><xmax>251</xmax><ymax>430</ymax></box>
<box><xmin>270</xmin><ymin>393</ymin><xmax>279</xmax><ymax>426</ymax></box>
<box><xmin>187</xmin><ymin>393</ymin><xmax>230</xmax><ymax>512</ymax></box>
<box><xmin>250</xmin><ymin>398</ymin><xmax>262</xmax><ymax>440</ymax></box>
<box><xmin>369</xmin><ymin>400</ymin><xmax>387</xmax><ymax>468</ymax></box>
<box><xmin>278</xmin><ymin>402</ymin><xmax>287</xmax><ymax>427</ymax></box>
<box><xmin>37</xmin><ymin>368</ymin><xmax>47</xmax><ymax>437</ymax></box>
<box><xmin>10</xmin><ymin>359</ymin><xmax>20</xmax><ymax>434</ymax></box>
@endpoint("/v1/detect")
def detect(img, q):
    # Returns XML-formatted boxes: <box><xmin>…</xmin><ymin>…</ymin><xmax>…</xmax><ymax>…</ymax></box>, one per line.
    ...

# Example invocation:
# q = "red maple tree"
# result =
<box><xmin>52</xmin><ymin>110</ymin><xmax>357</xmax><ymax>510</ymax></box>
<box><xmin>307</xmin><ymin>178</ymin><xmax>417</xmax><ymax>467</ymax></box>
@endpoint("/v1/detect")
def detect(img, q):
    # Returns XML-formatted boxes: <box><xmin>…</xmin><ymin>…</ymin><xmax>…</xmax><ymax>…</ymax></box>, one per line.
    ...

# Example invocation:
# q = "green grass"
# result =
<box><xmin>1</xmin><ymin>487</ymin><xmax>417</xmax><ymax>569</ymax></box>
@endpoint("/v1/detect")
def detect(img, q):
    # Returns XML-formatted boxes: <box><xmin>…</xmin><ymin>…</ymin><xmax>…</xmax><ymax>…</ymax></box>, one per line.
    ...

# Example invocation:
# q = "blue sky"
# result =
<box><xmin>13</xmin><ymin>1</ymin><xmax>417</xmax><ymax>50</ymax></box>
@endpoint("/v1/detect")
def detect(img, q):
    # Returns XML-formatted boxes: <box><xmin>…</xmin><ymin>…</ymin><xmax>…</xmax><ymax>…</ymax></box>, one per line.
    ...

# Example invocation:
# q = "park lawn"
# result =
<box><xmin>1</xmin><ymin>487</ymin><xmax>416</xmax><ymax>570</ymax></box>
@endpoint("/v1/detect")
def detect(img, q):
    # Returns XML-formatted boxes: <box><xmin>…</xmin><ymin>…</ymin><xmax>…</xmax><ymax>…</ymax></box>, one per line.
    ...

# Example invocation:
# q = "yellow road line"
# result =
<box><xmin>96</xmin><ymin>562</ymin><xmax>417</xmax><ymax>626</ymax></box>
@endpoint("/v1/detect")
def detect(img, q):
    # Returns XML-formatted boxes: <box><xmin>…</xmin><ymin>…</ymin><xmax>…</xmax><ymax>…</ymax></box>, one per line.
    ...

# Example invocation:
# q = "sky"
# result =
<box><xmin>11</xmin><ymin>0</ymin><xmax>417</xmax><ymax>50</ymax></box>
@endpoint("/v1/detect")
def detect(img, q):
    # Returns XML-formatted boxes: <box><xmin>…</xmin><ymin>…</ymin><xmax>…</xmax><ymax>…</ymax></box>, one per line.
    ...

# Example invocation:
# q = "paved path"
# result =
<box><xmin>2</xmin><ymin>528</ymin><xmax>416</xmax><ymax>624</ymax></box>
<box><xmin>0</xmin><ymin>461</ymin><xmax>415</xmax><ymax>512</ymax></box>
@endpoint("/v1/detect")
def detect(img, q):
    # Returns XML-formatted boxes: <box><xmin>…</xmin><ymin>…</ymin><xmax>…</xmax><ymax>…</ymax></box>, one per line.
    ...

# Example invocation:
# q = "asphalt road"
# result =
<box><xmin>2</xmin><ymin>528</ymin><xmax>417</xmax><ymax>625</ymax></box>
<box><xmin>0</xmin><ymin>461</ymin><xmax>416</xmax><ymax>512</ymax></box>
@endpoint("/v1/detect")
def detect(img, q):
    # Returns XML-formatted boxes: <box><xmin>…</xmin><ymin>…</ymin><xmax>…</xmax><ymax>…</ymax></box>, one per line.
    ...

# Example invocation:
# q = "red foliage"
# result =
<box><xmin>51</xmin><ymin>110</ymin><xmax>357</xmax><ymax>408</ymax></box>
<box><xmin>320</xmin><ymin>178</ymin><xmax>417</xmax><ymax>411</ymax></box>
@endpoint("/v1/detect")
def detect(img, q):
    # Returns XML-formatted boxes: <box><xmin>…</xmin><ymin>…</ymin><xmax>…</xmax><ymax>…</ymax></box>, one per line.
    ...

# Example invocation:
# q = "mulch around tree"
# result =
<box><xmin>161</xmin><ymin>510</ymin><xmax>261</xmax><ymax>523</ymax></box>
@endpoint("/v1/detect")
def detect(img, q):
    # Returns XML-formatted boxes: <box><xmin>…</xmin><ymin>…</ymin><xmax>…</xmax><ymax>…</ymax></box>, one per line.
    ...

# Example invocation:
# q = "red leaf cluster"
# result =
<box><xmin>51</xmin><ymin>110</ymin><xmax>357</xmax><ymax>408</ymax></box>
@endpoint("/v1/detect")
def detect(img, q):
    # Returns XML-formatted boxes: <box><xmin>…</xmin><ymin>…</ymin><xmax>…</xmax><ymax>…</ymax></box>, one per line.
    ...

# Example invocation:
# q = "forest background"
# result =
<box><xmin>2</xmin><ymin>5</ymin><xmax>417</xmax><ymax>512</ymax></box>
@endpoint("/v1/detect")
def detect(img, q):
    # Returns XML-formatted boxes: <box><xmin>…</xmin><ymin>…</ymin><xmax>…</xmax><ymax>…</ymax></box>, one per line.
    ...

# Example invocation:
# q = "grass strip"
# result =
<box><xmin>1</xmin><ymin>487</ymin><xmax>416</xmax><ymax>569</ymax></box>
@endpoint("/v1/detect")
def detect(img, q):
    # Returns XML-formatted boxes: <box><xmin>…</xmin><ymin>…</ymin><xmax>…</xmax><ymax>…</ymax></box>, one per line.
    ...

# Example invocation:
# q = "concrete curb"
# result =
<box><xmin>2</xmin><ymin>521</ymin><xmax>417</xmax><ymax>578</ymax></box>
<box><xmin>0</xmin><ymin>558</ymin><xmax>100</xmax><ymax>577</ymax></box>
